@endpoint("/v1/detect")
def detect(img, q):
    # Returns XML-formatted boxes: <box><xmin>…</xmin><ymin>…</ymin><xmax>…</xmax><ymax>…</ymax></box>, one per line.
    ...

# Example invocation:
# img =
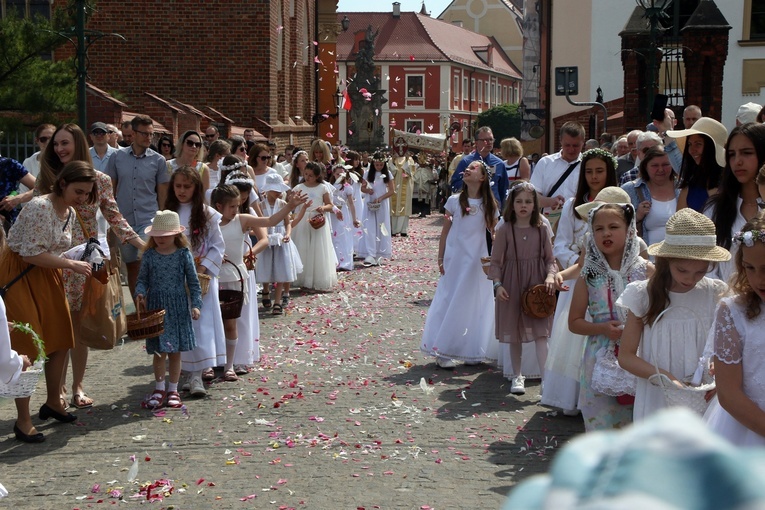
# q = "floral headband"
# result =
<box><xmin>292</xmin><ymin>150</ymin><xmax>308</xmax><ymax>165</ymax></box>
<box><xmin>220</xmin><ymin>160</ymin><xmax>246</xmax><ymax>172</ymax></box>
<box><xmin>582</xmin><ymin>148</ymin><xmax>619</xmax><ymax>171</ymax></box>
<box><xmin>732</xmin><ymin>230</ymin><xmax>765</xmax><ymax>247</ymax></box>
<box><xmin>225</xmin><ymin>171</ymin><xmax>255</xmax><ymax>187</ymax></box>
<box><xmin>511</xmin><ymin>181</ymin><xmax>536</xmax><ymax>193</ymax></box>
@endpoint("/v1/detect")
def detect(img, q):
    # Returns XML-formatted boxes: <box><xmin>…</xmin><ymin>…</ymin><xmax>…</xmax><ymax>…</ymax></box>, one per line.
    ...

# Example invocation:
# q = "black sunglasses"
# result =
<box><xmin>237</xmin><ymin>146</ymin><xmax>248</xmax><ymax>152</ymax></box>
<box><xmin>258</xmin><ymin>155</ymin><xmax>270</xmax><ymax>162</ymax></box>
<box><xmin>38</xmin><ymin>136</ymin><xmax>50</xmax><ymax>143</ymax></box>
<box><xmin>185</xmin><ymin>139</ymin><xmax>202</xmax><ymax>148</ymax></box>
<box><xmin>161</xmin><ymin>143</ymin><xmax>172</xmax><ymax>148</ymax></box>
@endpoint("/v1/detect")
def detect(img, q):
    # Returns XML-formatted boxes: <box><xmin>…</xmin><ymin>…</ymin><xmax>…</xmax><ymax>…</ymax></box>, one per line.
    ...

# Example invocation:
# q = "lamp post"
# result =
<box><xmin>637</xmin><ymin>0</ymin><xmax>669</xmax><ymax>123</ymax></box>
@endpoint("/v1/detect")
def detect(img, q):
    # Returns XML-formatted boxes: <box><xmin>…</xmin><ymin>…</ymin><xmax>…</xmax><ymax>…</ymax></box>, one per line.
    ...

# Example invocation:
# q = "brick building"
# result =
<box><xmin>54</xmin><ymin>0</ymin><xmax>336</xmax><ymax>147</ymax></box>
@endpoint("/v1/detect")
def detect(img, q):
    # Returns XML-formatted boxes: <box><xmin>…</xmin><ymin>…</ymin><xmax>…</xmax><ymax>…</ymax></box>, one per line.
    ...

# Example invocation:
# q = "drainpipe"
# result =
<box><xmin>314</xmin><ymin>0</ymin><xmax>320</xmax><ymax>138</ymax></box>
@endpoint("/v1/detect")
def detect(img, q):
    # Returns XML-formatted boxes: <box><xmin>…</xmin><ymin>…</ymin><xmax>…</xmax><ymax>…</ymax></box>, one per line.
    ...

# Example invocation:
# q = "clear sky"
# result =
<box><xmin>337</xmin><ymin>0</ymin><xmax>453</xmax><ymax>18</ymax></box>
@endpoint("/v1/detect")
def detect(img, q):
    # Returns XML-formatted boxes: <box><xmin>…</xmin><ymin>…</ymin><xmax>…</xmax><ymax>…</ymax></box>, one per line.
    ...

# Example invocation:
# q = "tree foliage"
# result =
<box><xmin>474</xmin><ymin>103</ymin><xmax>522</xmax><ymax>146</ymax></box>
<box><xmin>0</xmin><ymin>6</ymin><xmax>79</xmax><ymax>115</ymax></box>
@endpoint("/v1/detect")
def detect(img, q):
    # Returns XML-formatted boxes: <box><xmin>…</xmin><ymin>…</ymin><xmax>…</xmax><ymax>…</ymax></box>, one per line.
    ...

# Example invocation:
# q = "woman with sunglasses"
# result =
<box><xmin>158</xmin><ymin>135</ymin><xmax>175</xmax><ymax>161</ymax></box>
<box><xmin>230</xmin><ymin>136</ymin><xmax>257</xmax><ymax>179</ymax></box>
<box><xmin>247</xmin><ymin>142</ymin><xmax>281</xmax><ymax>200</ymax></box>
<box><xmin>168</xmin><ymin>131</ymin><xmax>210</xmax><ymax>192</ymax></box>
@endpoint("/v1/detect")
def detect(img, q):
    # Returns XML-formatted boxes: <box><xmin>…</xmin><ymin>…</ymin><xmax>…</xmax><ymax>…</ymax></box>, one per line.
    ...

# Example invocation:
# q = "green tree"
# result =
<box><xmin>0</xmin><ymin>6</ymin><xmax>78</xmax><ymax>117</ymax></box>
<box><xmin>474</xmin><ymin>103</ymin><xmax>521</xmax><ymax>146</ymax></box>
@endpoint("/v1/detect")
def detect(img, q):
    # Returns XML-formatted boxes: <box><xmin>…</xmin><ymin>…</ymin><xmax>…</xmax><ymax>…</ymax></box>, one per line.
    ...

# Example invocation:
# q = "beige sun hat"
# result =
<box><xmin>574</xmin><ymin>186</ymin><xmax>631</xmax><ymax>218</ymax></box>
<box><xmin>647</xmin><ymin>208</ymin><xmax>730</xmax><ymax>262</ymax></box>
<box><xmin>144</xmin><ymin>210</ymin><xmax>186</xmax><ymax>237</ymax></box>
<box><xmin>665</xmin><ymin>117</ymin><xmax>728</xmax><ymax>168</ymax></box>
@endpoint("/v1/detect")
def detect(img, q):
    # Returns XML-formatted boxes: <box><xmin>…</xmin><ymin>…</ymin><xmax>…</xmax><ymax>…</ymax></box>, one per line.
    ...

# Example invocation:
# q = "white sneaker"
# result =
<box><xmin>436</xmin><ymin>356</ymin><xmax>456</xmax><ymax>369</ymax></box>
<box><xmin>510</xmin><ymin>375</ymin><xmax>526</xmax><ymax>395</ymax></box>
<box><xmin>180</xmin><ymin>374</ymin><xmax>190</xmax><ymax>392</ymax></box>
<box><xmin>190</xmin><ymin>376</ymin><xmax>207</xmax><ymax>397</ymax></box>
<box><xmin>363</xmin><ymin>256</ymin><xmax>377</xmax><ymax>267</ymax></box>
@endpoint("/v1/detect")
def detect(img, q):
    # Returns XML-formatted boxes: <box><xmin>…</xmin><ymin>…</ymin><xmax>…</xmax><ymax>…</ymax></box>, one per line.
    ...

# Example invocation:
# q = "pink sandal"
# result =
<box><xmin>142</xmin><ymin>389</ymin><xmax>166</xmax><ymax>409</ymax></box>
<box><xmin>166</xmin><ymin>391</ymin><xmax>183</xmax><ymax>409</ymax></box>
<box><xmin>222</xmin><ymin>369</ymin><xmax>239</xmax><ymax>382</ymax></box>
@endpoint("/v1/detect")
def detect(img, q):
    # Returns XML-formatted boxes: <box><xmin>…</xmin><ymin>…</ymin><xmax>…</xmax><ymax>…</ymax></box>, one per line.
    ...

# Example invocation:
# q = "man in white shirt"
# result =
<box><xmin>88</xmin><ymin>122</ymin><xmax>118</xmax><ymax>172</ymax></box>
<box><xmin>530</xmin><ymin>122</ymin><xmax>585</xmax><ymax>213</ymax></box>
<box><xmin>20</xmin><ymin>123</ymin><xmax>55</xmax><ymax>193</ymax></box>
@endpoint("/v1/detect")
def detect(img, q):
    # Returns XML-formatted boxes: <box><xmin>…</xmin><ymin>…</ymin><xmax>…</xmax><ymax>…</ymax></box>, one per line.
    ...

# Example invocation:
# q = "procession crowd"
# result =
<box><xmin>1</xmin><ymin>99</ymin><xmax>765</xmax><ymax>456</ymax></box>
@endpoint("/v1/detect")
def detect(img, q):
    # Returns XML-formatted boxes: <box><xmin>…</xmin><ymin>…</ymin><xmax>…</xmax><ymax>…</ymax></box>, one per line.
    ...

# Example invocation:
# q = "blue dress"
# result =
<box><xmin>135</xmin><ymin>247</ymin><xmax>203</xmax><ymax>354</ymax></box>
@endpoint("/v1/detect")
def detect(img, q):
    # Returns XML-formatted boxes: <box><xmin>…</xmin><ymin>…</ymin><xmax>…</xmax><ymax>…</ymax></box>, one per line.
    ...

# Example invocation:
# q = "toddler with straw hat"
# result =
<box><xmin>616</xmin><ymin>208</ymin><xmax>730</xmax><ymax>421</ymax></box>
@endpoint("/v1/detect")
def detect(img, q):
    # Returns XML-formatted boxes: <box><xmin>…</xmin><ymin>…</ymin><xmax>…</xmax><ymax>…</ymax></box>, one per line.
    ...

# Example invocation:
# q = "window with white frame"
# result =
<box><xmin>471</xmin><ymin>78</ymin><xmax>475</xmax><ymax>101</ymax></box>
<box><xmin>405</xmin><ymin>119</ymin><xmax>423</xmax><ymax>134</ymax></box>
<box><xmin>485</xmin><ymin>82</ymin><xmax>490</xmax><ymax>105</ymax></box>
<box><xmin>463</xmin><ymin>76</ymin><xmax>468</xmax><ymax>100</ymax></box>
<box><xmin>454</xmin><ymin>75</ymin><xmax>459</xmax><ymax>104</ymax></box>
<box><xmin>503</xmin><ymin>85</ymin><xmax>508</xmax><ymax>104</ymax></box>
<box><xmin>477</xmin><ymin>80</ymin><xmax>483</xmax><ymax>104</ymax></box>
<box><xmin>407</xmin><ymin>75</ymin><xmax>424</xmax><ymax>98</ymax></box>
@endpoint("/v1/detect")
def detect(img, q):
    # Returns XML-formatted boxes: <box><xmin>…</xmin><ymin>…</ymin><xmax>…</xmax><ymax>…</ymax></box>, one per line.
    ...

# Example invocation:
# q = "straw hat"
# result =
<box><xmin>647</xmin><ymin>208</ymin><xmax>730</xmax><ymax>262</ymax></box>
<box><xmin>666</xmin><ymin>117</ymin><xmax>727</xmax><ymax>168</ymax></box>
<box><xmin>144</xmin><ymin>210</ymin><xmax>185</xmax><ymax>237</ymax></box>
<box><xmin>574</xmin><ymin>186</ymin><xmax>631</xmax><ymax>218</ymax></box>
<box><xmin>261</xmin><ymin>173</ymin><xmax>291</xmax><ymax>194</ymax></box>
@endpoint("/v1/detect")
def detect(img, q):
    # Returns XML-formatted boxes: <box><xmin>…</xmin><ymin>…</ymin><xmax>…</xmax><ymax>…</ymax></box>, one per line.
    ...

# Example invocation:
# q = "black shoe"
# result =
<box><xmin>39</xmin><ymin>403</ymin><xmax>77</xmax><ymax>423</ymax></box>
<box><xmin>14</xmin><ymin>423</ymin><xmax>45</xmax><ymax>443</ymax></box>
<box><xmin>401</xmin><ymin>233</ymin><xmax>409</xmax><ymax>237</ymax></box>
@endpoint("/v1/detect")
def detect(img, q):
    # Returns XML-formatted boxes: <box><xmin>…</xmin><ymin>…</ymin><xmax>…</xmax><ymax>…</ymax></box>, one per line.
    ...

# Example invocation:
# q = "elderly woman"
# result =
<box><xmin>38</xmin><ymin>124</ymin><xmax>144</xmax><ymax>410</ymax></box>
<box><xmin>168</xmin><ymin>131</ymin><xmax>210</xmax><ymax>191</ymax></box>
<box><xmin>621</xmin><ymin>147</ymin><xmax>679</xmax><ymax>245</ymax></box>
<box><xmin>1</xmin><ymin>161</ymin><xmax>97</xmax><ymax>442</ymax></box>
<box><xmin>500</xmin><ymin>137</ymin><xmax>531</xmax><ymax>184</ymax></box>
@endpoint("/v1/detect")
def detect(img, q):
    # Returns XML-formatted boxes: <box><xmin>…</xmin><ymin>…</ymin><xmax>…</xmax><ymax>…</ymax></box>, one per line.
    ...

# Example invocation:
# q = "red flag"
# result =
<box><xmin>342</xmin><ymin>89</ymin><xmax>352</xmax><ymax>111</ymax></box>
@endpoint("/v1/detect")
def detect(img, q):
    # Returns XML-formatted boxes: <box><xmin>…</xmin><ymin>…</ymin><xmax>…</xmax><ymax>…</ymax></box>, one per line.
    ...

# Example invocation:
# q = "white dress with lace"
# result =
<box><xmin>703</xmin><ymin>296</ymin><xmax>765</xmax><ymax>446</ymax></box>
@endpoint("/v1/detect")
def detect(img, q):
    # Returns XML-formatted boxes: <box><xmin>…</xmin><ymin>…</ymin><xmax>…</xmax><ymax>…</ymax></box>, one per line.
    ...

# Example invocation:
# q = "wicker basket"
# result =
<box><xmin>648</xmin><ymin>307</ymin><xmax>715</xmax><ymax>416</ymax></box>
<box><xmin>0</xmin><ymin>323</ymin><xmax>45</xmax><ymax>399</ymax></box>
<box><xmin>126</xmin><ymin>296</ymin><xmax>166</xmax><ymax>340</ymax></box>
<box><xmin>367</xmin><ymin>201</ymin><xmax>381</xmax><ymax>212</ymax></box>
<box><xmin>197</xmin><ymin>273</ymin><xmax>211</xmax><ymax>296</ymax></box>
<box><xmin>219</xmin><ymin>260</ymin><xmax>245</xmax><ymax>320</ymax></box>
<box><xmin>308</xmin><ymin>213</ymin><xmax>326</xmax><ymax>230</ymax></box>
<box><xmin>480</xmin><ymin>256</ymin><xmax>491</xmax><ymax>275</ymax></box>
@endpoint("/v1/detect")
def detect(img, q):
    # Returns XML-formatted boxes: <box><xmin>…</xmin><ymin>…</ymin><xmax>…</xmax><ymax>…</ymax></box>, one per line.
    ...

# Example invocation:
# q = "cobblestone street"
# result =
<box><xmin>0</xmin><ymin>215</ymin><xmax>584</xmax><ymax>509</ymax></box>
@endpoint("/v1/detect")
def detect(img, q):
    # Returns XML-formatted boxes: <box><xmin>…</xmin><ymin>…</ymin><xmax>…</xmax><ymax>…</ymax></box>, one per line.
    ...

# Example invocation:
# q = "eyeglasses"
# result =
<box><xmin>258</xmin><ymin>155</ymin><xmax>270</xmax><ymax>162</ymax></box>
<box><xmin>107</xmin><ymin>130</ymin><xmax>116</xmax><ymax>134</ymax></box>
<box><xmin>205</xmin><ymin>134</ymin><xmax>216</xmax><ymax>139</ymax></box>
<box><xmin>38</xmin><ymin>136</ymin><xmax>50</xmax><ymax>143</ymax></box>
<box><xmin>134</xmin><ymin>129</ymin><xmax>153</xmax><ymax>138</ymax></box>
<box><xmin>185</xmin><ymin>139</ymin><xmax>202</xmax><ymax>148</ymax></box>
<box><xmin>161</xmin><ymin>143</ymin><xmax>172</xmax><ymax>148</ymax></box>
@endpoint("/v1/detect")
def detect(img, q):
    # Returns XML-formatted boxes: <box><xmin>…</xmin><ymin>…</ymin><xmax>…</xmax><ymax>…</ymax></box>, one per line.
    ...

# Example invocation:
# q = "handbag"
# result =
<box><xmin>512</xmin><ymin>225</ymin><xmax>556</xmax><ymax>319</ymax></box>
<box><xmin>243</xmin><ymin>237</ymin><xmax>256</xmax><ymax>271</ymax></box>
<box><xmin>76</xmin><ymin>213</ymin><xmax>126</xmax><ymax>349</ymax></box>
<box><xmin>309</xmin><ymin>213</ymin><xmax>326</xmax><ymax>229</ymax></box>
<box><xmin>592</xmin><ymin>342</ymin><xmax>637</xmax><ymax>396</ymax></box>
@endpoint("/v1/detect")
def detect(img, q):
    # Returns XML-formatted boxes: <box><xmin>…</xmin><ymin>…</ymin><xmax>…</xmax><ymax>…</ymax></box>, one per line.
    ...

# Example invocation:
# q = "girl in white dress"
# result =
<box><xmin>345</xmin><ymin>151</ymin><xmax>366</xmax><ymax>254</ymax></box>
<box><xmin>210</xmin><ymin>184</ymin><xmax>306</xmax><ymax>381</ymax></box>
<box><xmin>703</xmin><ymin>213</ymin><xmax>765</xmax><ymax>446</ymax></box>
<box><xmin>359</xmin><ymin>153</ymin><xmax>395</xmax><ymax>267</ymax></box>
<box><xmin>329</xmin><ymin>165</ymin><xmax>360</xmax><ymax>271</ymax></box>
<box><xmin>543</xmin><ymin>150</ymin><xmax>619</xmax><ymax>412</ymax></box>
<box><xmin>256</xmin><ymin>173</ymin><xmax>303</xmax><ymax>315</ymax></box>
<box><xmin>291</xmin><ymin>162</ymin><xmax>339</xmax><ymax>291</ymax></box>
<box><xmin>617</xmin><ymin>209</ymin><xmax>730</xmax><ymax>421</ymax></box>
<box><xmin>165</xmin><ymin>167</ymin><xmax>226</xmax><ymax>397</ymax></box>
<box><xmin>420</xmin><ymin>161</ymin><xmax>499</xmax><ymax>367</ymax></box>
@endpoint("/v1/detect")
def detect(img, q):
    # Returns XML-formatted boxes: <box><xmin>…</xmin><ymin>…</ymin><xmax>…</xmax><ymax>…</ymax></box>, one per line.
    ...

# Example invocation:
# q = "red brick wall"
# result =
<box><xmin>57</xmin><ymin>1</ymin><xmax>316</xmax><ymax>145</ymax></box>
<box><xmin>552</xmin><ymin>98</ymin><xmax>625</xmax><ymax>150</ymax></box>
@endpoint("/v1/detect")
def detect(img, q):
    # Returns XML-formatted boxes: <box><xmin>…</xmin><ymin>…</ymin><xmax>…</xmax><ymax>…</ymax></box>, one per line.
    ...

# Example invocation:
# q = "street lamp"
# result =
<box><xmin>637</xmin><ymin>0</ymin><xmax>669</xmax><ymax>122</ymax></box>
<box><xmin>336</xmin><ymin>88</ymin><xmax>344</xmax><ymax>114</ymax></box>
<box><xmin>341</xmin><ymin>15</ymin><xmax>351</xmax><ymax>32</ymax></box>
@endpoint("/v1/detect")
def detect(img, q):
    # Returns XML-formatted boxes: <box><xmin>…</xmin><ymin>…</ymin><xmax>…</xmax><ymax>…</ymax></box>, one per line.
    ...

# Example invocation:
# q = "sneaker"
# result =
<box><xmin>363</xmin><ymin>256</ymin><xmax>377</xmax><ymax>267</ymax></box>
<box><xmin>510</xmin><ymin>375</ymin><xmax>526</xmax><ymax>395</ymax></box>
<box><xmin>435</xmin><ymin>356</ymin><xmax>456</xmax><ymax>369</ymax></box>
<box><xmin>180</xmin><ymin>375</ymin><xmax>190</xmax><ymax>392</ymax></box>
<box><xmin>189</xmin><ymin>376</ymin><xmax>207</xmax><ymax>398</ymax></box>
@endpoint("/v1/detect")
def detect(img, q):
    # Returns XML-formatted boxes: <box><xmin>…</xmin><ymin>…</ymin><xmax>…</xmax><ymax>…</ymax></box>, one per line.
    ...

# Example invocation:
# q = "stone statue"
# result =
<box><xmin>347</xmin><ymin>24</ymin><xmax>387</xmax><ymax>152</ymax></box>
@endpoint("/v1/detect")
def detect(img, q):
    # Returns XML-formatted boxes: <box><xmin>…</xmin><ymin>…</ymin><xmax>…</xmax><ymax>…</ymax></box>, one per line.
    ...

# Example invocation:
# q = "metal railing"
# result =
<box><xmin>0</xmin><ymin>132</ymin><xmax>37</xmax><ymax>163</ymax></box>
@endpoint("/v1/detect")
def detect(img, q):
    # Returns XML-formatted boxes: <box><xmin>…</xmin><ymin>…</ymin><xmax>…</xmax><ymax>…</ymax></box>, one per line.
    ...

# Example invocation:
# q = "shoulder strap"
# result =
<box><xmin>548</xmin><ymin>161</ymin><xmax>580</xmax><ymax>198</ymax></box>
<box><xmin>635</xmin><ymin>184</ymin><xmax>646</xmax><ymax>204</ymax></box>
<box><xmin>0</xmin><ymin>264</ymin><xmax>35</xmax><ymax>297</ymax></box>
<box><xmin>74</xmin><ymin>209</ymin><xmax>91</xmax><ymax>239</ymax></box>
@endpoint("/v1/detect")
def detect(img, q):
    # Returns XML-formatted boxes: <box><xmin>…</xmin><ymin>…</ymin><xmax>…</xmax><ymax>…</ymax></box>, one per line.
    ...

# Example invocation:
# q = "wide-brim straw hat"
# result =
<box><xmin>144</xmin><ymin>210</ymin><xmax>185</xmax><ymax>237</ymax></box>
<box><xmin>666</xmin><ymin>117</ymin><xmax>727</xmax><ymax>168</ymax></box>
<box><xmin>647</xmin><ymin>208</ymin><xmax>730</xmax><ymax>262</ymax></box>
<box><xmin>574</xmin><ymin>186</ymin><xmax>631</xmax><ymax>218</ymax></box>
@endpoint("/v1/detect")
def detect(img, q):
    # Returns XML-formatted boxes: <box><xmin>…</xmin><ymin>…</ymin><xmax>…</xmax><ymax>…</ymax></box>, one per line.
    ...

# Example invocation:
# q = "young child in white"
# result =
<box><xmin>136</xmin><ymin>210</ymin><xmax>203</xmax><ymax>410</ymax></box>
<box><xmin>703</xmin><ymin>213</ymin><xmax>765</xmax><ymax>446</ymax></box>
<box><xmin>359</xmin><ymin>153</ymin><xmax>395</xmax><ymax>267</ymax></box>
<box><xmin>256</xmin><ymin>173</ymin><xmax>303</xmax><ymax>315</ymax></box>
<box><xmin>164</xmin><ymin>166</ymin><xmax>226</xmax><ymax>397</ymax></box>
<box><xmin>491</xmin><ymin>182</ymin><xmax>557</xmax><ymax>394</ymax></box>
<box><xmin>617</xmin><ymin>209</ymin><xmax>729</xmax><ymax>421</ymax></box>
<box><xmin>210</xmin><ymin>184</ymin><xmax>306</xmax><ymax>381</ymax></box>
<box><xmin>329</xmin><ymin>164</ymin><xmax>360</xmax><ymax>271</ymax></box>
<box><xmin>569</xmin><ymin>203</ymin><xmax>650</xmax><ymax>431</ymax></box>
<box><xmin>420</xmin><ymin>161</ymin><xmax>499</xmax><ymax>368</ymax></box>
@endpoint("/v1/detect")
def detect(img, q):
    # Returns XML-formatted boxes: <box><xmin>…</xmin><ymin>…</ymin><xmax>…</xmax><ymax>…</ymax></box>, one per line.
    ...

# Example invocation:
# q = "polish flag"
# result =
<box><xmin>341</xmin><ymin>89</ymin><xmax>352</xmax><ymax>111</ymax></box>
